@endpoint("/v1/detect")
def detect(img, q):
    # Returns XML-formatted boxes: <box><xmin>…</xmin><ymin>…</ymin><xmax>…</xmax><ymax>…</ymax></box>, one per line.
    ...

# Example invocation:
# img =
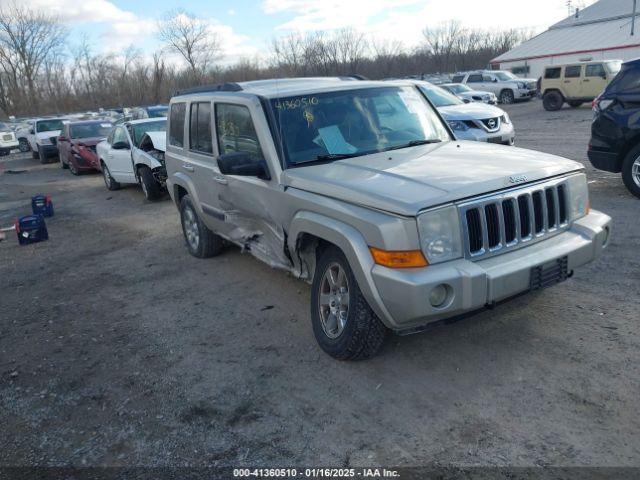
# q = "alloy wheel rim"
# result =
<box><xmin>318</xmin><ymin>262</ymin><xmax>350</xmax><ymax>339</ymax></box>
<box><xmin>633</xmin><ymin>156</ymin><xmax>640</xmax><ymax>188</ymax></box>
<box><xmin>183</xmin><ymin>207</ymin><xmax>200</xmax><ymax>251</ymax></box>
<box><xmin>103</xmin><ymin>167</ymin><xmax>110</xmax><ymax>187</ymax></box>
<box><xmin>141</xmin><ymin>178</ymin><xmax>148</xmax><ymax>197</ymax></box>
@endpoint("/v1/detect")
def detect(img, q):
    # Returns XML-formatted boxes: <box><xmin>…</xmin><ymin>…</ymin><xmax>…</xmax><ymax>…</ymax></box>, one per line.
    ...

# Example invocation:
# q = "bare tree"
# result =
<box><xmin>0</xmin><ymin>1</ymin><xmax>67</xmax><ymax>112</ymax></box>
<box><xmin>157</xmin><ymin>9</ymin><xmax>221</xmax><ymax>79</ymax></box>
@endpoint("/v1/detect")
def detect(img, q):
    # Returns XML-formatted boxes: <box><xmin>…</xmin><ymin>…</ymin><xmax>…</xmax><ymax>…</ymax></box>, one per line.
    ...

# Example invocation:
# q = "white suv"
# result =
<box><xmin>452</xmin><ymin>70</ymin><xmax>538</xmax><ymax>104</ymax></box>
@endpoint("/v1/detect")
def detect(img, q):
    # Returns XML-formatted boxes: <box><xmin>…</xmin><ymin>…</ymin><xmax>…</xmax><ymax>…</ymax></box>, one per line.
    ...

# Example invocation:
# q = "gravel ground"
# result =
<box><xmin>1</xmin><ymin>99</ymin><xmax>639</xmax><ymax>468</ymax></box>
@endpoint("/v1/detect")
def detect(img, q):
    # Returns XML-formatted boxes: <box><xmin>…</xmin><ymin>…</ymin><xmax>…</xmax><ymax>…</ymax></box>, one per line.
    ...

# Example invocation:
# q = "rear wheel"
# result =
<box><xmin>179</xmin><ymin>194</ymin><xmax>223</xmax><ymax>258</ymax></box>
<box><xmin>18</xmin><ymin>138</ymin><xmax>30</xmax><ymax>153</ymax></box>
<box><xmin>622</xmin><ymin>145</ymin><xmax>640</xmax><ymax>199</ymax></box>
<box><xmin>310</xmin><ymin>246</ymin><xmax>388</xmax><ymax>360</ymax></box>
<box><xmin>543</xmin><ymin>91</ymin><xmax>564</xmax><ymax>111</ymax></box>
<box><xmin>101</xmin><ymin>162</ymin><xmax>120</xmax><ymax>190</ymax></box>
<box><xmin>138</xmin><ymin>166</ymin><xmax>162</xmax><ymax>201</ymax></box>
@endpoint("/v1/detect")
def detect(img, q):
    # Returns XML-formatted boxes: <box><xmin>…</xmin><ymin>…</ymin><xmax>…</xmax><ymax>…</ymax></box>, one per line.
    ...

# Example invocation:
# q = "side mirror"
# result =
<box><xmin>112</xmin><ymin>141</ymin><xmax>130</xmax><ymax>150</ymax></box>
<box><xmin>29</xmin><ymin>128</ymin><xmax>34</xmax><ymax>134</ymax></box>
<box><xmin>463</xmin><ymin>98</ymin><xmax>471</xmax><ymax>103</ymax></box>
<box><xmin>493</xmin><ymin>78</ymin><xmax>498</xmax><ymax>83</ymax></box>
<box><xmin>217</xmin><ymin>152</ymin><xmax>270</xmax><ymax>180</ymax></box>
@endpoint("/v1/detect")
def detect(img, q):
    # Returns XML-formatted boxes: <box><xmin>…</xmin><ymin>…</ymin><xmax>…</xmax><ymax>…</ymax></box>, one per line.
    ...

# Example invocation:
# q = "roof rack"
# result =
<box><xmin>174</xmin><ymin>82</ymin><xmax>243</xmax><ymax>96</ymax></box>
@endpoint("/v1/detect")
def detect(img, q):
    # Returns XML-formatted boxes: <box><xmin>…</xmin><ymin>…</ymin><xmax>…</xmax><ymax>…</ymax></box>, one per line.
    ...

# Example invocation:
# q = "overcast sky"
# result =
<box><xmin>6</xmin><ymin>0</ymin><xmax>597</xmax><ymax>62</ymax></box>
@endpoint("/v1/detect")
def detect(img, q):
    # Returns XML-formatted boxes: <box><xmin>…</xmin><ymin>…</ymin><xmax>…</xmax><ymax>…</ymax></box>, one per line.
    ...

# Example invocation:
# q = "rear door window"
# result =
<box><xmin>189</xmin><ymin>102</ymin><xmax>213</xmax><ymax>154</ymax></box>
<box><xmin>564</xmin><ymin>65</ymin><xmax>582</xmax><ymax>78</ymax></box>
<box><xmin>169</xmin><ymin>102</ymin><xmax>186</xmax><ymax>147</ymax></box>
<box><xmin>467</xmin><ymin>74</ymin><xmax>483</xmax><ymax>83</ymax></box>
<box><xmin>452</xmin><ymin>75</ymin><xmax>465</xmax><ymax>83</ymax></box>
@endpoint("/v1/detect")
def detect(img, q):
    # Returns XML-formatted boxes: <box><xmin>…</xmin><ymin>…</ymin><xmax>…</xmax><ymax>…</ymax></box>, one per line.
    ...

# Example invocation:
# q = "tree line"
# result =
<box><xmin>0</xmin><ymin>2</ymin><xmax>532</xmax><ymax>118</ymax></box>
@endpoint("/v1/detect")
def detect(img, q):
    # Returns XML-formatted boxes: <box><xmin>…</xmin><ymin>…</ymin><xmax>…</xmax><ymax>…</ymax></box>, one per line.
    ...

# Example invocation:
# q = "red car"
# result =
<box><xmin>58</xmin><ymin>121</ymin><xmax>113</xmax><ymax>175</ymax></box>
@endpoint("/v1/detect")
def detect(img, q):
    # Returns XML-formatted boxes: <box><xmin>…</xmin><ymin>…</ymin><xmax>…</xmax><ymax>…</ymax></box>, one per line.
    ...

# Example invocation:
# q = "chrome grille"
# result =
<box><xmin>480</xmin><ymin>117</ymin><xmax>501</xmax><ymax>132</ymax></box>
<box><xmin>460</xmin><ymin>178</ymin><xmax>570</xmax><ymax>259</ymax></box>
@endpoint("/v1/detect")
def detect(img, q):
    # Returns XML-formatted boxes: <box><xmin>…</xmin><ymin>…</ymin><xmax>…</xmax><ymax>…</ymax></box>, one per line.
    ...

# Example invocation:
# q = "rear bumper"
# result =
<box><xmin>369</xmin><ymin>210</ymin><xmax>611</xmax><ymax>331</ymax></box>
<box><xmin>588</xmin><ymin>149</ymin><xmax>622</xmax><ymax>173</ymax></box>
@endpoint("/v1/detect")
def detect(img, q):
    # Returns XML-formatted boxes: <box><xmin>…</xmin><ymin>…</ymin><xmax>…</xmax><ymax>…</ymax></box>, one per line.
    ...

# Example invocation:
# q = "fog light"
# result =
<box><xmin>429</xmin><ymin>284</ymin><xmax>448</xmax><ymax>308</ymax></box>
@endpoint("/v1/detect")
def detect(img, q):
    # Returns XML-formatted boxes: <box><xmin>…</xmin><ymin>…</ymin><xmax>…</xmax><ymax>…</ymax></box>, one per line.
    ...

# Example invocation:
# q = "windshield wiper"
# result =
<box><xmin>315</xmin><ymin>152</ymin><xmax>365</xmax><ymax>161</ymax></box>
<box><xmin>384</xmin><ymin>139</ymin><xmax>442</xmax><ymax>151</ymax></box>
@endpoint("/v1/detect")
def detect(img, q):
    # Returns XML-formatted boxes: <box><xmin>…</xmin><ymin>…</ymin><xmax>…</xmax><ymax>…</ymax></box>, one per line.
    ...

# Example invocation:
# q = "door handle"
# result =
<box><xmin>214</xmin><ymin>175</ymin><xmax>228</xmax><ymax>185</ymax></box>
<box><xmin>182</xmin><ymin>163</ymin><xmax>194</xmax><ymax>172</ymax></box>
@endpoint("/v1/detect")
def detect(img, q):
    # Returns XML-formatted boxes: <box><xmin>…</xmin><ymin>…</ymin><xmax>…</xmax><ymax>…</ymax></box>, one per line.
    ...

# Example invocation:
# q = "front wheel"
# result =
<box><xmin>543</xmin><ymin>91</ymin><xmax>564</xmax><ymax>111</ymax></box>
<box><xmin>179</xmin><ymin>194</ymin><xmax>223</xmax><ymax>258</ymax></box>
<box><xmin>499</xmin><ymin>89</ymin><xmax>515</xmax><ymax>104</ymax></box>
<box><xmin>68</xmin><ymin>159</ymin><xmax>79</xmax><ymax>175</ymax></box>
<box><xmin>311</xmin><ymin>246</ymin><xmax>388</xmax><ymax>360</ymax></box>
<box><xmin>38</xmin><ymin>147</ymin><xmax>48</xmax><ymax>164</ymax></box>
<box><xmin>138</xmin><ymin>166</ymin><xmax>162</xmax><ymax>201</ymax></box>
<box><xmin>622</xmin><ymin>146</ymin><xmax>640</xmax><ymax>199</ymax></box>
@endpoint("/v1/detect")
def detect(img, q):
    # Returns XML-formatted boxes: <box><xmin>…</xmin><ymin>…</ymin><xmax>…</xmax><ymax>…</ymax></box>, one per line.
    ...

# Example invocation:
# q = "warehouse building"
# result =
<box><xmin>492</xmin><ymin>0</ymin><xmax>640</xmax><ymax>79</ymax></box>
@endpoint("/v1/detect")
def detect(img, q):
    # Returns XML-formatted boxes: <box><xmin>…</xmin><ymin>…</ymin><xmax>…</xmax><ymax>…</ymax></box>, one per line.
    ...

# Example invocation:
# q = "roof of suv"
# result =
<box><xmin>173</xmin><ymin>77</ymin><xmax>409</xmax><ymax>99</ymax></box>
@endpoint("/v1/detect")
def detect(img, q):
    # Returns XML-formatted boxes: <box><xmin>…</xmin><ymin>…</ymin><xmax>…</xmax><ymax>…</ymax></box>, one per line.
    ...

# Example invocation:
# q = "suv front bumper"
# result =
<box><xmin>369</xmin><ymin>210</ymin><xmax>611</xmax><ymax>331</ymax></box>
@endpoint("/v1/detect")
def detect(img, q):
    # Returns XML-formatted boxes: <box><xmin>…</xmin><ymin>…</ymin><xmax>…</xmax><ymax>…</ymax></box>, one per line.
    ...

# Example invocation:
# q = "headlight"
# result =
<box><xmin>566</xmin><ymin>173</ymin><xmax>590</xmax><ymax>221</ymax></box>
<box><xmin>417</xmin><ymin>205</ymin><xmax>463</xmax><ymax>264</ymax></box>
<box><xmin>502</xmin><ymin>113</ymin><xmax>511</xmax><ymax>124</ymax></box>
<box><xmin>517</xmin><ymin>81</ymin><xmax>526</xmax><ymax>89</ymax></box>
<box><xmin>39</xmin><ymin>137</ymin><xmax>51</xmax><ymax>145</ymax></box>
<box><xmin>447</xmin><ymin>120</ymin><xmax>469</xmax><ymax>132</ymax></box>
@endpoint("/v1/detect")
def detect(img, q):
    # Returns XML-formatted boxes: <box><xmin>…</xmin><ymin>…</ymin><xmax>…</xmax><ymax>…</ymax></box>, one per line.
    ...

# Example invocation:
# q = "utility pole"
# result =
<box><xmin>633</xmin><ymin>0</ymin><xmax>638</xmax><ymax>35</ymax></box>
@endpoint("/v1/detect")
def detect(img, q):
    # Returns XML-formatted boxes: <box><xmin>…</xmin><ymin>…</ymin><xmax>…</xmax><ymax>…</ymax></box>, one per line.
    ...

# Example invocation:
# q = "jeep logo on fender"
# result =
<box><xmin>508</xmin><ymin>175</ymin><xmax>528</xmax><ymax>184</ymax></box>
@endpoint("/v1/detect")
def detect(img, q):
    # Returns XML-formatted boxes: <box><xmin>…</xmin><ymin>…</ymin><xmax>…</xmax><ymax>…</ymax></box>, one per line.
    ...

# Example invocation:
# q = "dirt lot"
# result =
<box><xmin>1</xmin><ymin>99</ymin><xmax>639</xmax><ymax>468</ymax></box>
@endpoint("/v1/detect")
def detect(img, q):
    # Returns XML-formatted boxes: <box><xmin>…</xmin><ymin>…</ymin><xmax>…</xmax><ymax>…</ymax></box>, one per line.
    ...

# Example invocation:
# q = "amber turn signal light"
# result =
<box><xmin>369</xmin><ymin>247</ymin><xmax>428</xmax><ymax>268</ymax></box>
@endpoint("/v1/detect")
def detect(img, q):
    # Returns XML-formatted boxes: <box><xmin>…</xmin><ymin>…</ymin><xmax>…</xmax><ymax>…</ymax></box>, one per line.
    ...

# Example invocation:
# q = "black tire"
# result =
<box><xmin>0</xmin><ymin>150</ymin><xmax>9</xmax><ymax>157</ymax></box>
<box><xmin>138</xmin><ymin>166</ymin><xmax>162</xmax><ymax>201</ymax></box>
<box><xmin>18</xmin><ymin>138</ymin><xmax>30</xmax><ymax>153</ymax></box>
<box><xmin>311</xmin><ymin>246</ymin><xmax>388</xmax><ymax>360</ymax></box>
<box><xmin>621</xmin><ymin>145</ymin><xmax>640</xmax><ymax>199</ymax></box>
<box><xmin>32</xmin><ymin>147</ymin><xmax>39</xmax><ymax>159</ymax></box>
<box><xmin>101</xmin><ymin>162</ymin><xmax>120</xmax><ymax>190</ymax></box>
<box><xmin>39</xmin><ymin>147</ymin><xmax>48</xmax><ymax>164</ymax></box>
<box><xmin>543</xmin><ymin>91</ymin><xmax>564</xmax><ymax>111</ymax></box>
<box><xmin>499</xmin><ymin>89</ymin><xmax>515</xmax><ymax>104</ymax></box>
<box><xmin>179</xmin><ymin>194</ymin><xmax>223</xmax><ymax>258</ymax></box>
<box><xmin>68</xmin><ymin>159</ymin><xmax>79</xmax><ymax>175</ymax></box>
<box><xmin>568</xmin><ymin>100</ymin><xmax>583</xmax><ymax>108</ymax></box>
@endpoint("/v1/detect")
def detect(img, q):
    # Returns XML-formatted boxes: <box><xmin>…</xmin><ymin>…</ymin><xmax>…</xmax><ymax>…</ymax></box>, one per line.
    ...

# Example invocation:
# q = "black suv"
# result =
<box><xmin>588</xmin><ymin>58</ymin><xmax>640</xmax><ymax>198</ymax></box>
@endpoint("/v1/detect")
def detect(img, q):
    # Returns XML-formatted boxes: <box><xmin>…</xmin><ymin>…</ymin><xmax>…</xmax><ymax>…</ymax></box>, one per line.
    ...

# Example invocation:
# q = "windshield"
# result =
<box><xmin>36</xmin><ymin>119</ymin><xmax>64</xmax><ymax>132</ymax></box>
<box><xmin>148</xmin><ymin>107</ymin><xmax>168</xmax><ymax>118</ymax></box>
<box><xmin>70</xmin><ymin>123</ymin><xmax>112</xmax><ymax>139</ymax></box>
<box><xmin>270</xmin><ymin>86</ymin><xmax>450</xmax><ymax>166</ymax></box>
<box><xmin>418</xmin><ymin>84</ymin><xmax>463</xmax><ymax>107</ymax></box>
<box><xmin>447</xmin><ymin>84</ymin><xmax>470</xmax><ymax>94</ymax></box>
<box><xmin>495</xmin><ymin>71</ymin><xmax>517</xmax><ymax>81</ymax></box>
<box><xmin>130</xmin><ymin>120</ymin><xmax>166</xmax><ymax>145</ymax></box>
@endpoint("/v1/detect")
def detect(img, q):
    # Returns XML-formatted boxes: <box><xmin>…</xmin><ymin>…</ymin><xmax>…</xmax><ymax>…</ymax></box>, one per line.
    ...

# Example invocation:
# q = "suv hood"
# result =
<box><xmin>438</xmin><ymin>103</ymin><xmax>505</xmax><ymax>121</ymax></box>
<box><xmin>36</xmin><ymin>130</ymin><xmax>61</xmax><ymax>140</ymax></box>
<box><xmin>283</xmin><ymin>141</ymin><xmax>582</xmax><ymax>216</ymax></box>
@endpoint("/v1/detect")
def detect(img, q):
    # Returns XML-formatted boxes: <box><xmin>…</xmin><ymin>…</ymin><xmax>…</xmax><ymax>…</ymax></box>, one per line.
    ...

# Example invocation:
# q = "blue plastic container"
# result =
<box><xmin>16</xmin><ymin>214</ymin><xmax>48</xmax><ymax>245</ymax></box>
<box><xmin>31</xmin><ymin>195</ymin><xmax>54</xmax><ymax>217</ymax></box>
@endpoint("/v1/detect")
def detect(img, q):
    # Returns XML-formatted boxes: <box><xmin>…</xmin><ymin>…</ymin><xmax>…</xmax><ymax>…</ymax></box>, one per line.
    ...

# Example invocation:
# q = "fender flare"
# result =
<box><xmin>169</xmin><ymin>171</ymin><xmax>204</xmax><ymax>214</ymax></box>
<box><xmin>288</xmin><ymin>210</ymin><xmax>396</xmax><ymax>328</ymax></box>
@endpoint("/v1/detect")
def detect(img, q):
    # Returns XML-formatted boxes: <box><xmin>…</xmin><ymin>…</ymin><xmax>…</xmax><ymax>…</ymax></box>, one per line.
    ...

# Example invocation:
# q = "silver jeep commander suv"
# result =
<box><xmin>165</xmin><ymin>77</ymin><xmax>611</xmax><ymax>360</ymax></box>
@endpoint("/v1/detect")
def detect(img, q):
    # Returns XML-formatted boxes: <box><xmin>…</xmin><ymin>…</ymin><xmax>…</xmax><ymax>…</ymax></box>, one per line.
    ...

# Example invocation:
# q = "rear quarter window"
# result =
<box><xmin>169</xmin><ymin>103</ymin><xmax>186</xmax><ymax>147</ymax></box>
<box><xmin>452</xmin><ymin>75</ymin><xmax>465</xmax><ymax>83</ymax></box>
<box><xmin>586</xmin><ymin>64</ymin><xmax>606</xmax><ymax>77</ymax></box>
